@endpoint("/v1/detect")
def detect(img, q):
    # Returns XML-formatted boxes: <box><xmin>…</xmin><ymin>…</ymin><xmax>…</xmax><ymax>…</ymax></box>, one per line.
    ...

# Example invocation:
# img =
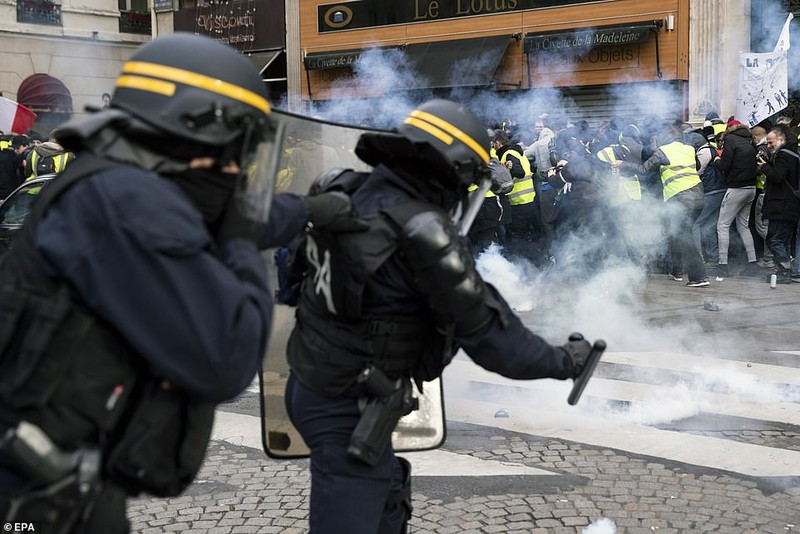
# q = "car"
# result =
<box><xmin>0</xmin><ymin>174</ymin><xmax>56</xmax><ymax>256</ymax></box>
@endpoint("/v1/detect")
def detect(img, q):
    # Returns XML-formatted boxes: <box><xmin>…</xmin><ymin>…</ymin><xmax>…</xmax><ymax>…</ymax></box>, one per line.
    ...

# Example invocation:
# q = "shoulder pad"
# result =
<box><xmin>309</xmin><ymin>168</ymin><xmax>369</xmax><ymax>196</ymax></box>
<box><xmin>401</xmin><ymin>210</ymin><xmax>458</xmax><ymax>264</ymax></box>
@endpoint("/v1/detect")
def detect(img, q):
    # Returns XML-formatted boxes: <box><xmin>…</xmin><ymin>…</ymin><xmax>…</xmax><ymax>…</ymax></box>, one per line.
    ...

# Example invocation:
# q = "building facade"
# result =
<box><xmin>286</xmin><ymin>0</ymin><xmax>762</xmax><ymax>126</ymax></box>
<box><xmin>0</xmin><ymin>0</ymin><xmax>152</xmax><ymax>133</ymax></box>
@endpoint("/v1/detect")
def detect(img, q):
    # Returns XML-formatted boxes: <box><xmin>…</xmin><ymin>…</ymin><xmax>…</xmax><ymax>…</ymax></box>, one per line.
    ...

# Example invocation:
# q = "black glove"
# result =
<box><xmin>561</xmin><ymin>332</ymin><xmax>592</xmax><ymax>378</ymax></box>
<box><xmin>216</xmin><ymin>198</ymin><xmax>264</xmax><ymax>245</ymax></box>
<box><xmin>305</xmin><ymin>191</ymin><xmax>368</xmax><ymax>232</ymax></box>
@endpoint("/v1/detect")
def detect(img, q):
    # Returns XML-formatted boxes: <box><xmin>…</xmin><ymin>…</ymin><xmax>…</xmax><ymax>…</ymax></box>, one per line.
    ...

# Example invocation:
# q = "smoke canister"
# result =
<box><xmin>770</xmin><ymin>274</ymin><xmax>777</xmax><ymax>288</ymax></box>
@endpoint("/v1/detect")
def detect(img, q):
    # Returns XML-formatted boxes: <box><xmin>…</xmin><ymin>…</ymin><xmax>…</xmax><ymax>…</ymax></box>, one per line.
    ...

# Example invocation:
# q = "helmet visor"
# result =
<box><xmin>236</xmin><ymin>118</ymin><xmax>286</xmax><ymax>222</ymax></box>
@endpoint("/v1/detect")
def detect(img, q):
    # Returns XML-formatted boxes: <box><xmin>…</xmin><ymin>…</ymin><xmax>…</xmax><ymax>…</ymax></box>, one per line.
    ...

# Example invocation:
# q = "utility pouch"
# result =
<box><xmin>0</xmin><ymin>287</ymin><xmax>72</xmax><ymax>406</ymax></box>
<box><xmin>104</xmin><ymin>381</ymin><xmax>215</xmax><ymax>497</ymax></box>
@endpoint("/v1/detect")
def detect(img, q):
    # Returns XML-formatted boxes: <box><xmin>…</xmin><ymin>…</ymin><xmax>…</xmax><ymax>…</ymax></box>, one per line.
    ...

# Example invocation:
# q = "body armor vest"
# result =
<box><xmin>287</xmin><ymin>170</ymin><xmax>455</xmax><ymax>397</ymax></box>
<box><xmin>0</xmin><ymin>156</ymin><xmax>213</xmax><ymax>497</ymax></box>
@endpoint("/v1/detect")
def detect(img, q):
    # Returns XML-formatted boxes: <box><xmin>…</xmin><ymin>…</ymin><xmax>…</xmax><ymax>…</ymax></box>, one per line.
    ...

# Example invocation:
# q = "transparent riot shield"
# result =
<box><xmin>260</xmin><ymin>109</ymin><xmax>446</xmax><ymax>459</ymax></box>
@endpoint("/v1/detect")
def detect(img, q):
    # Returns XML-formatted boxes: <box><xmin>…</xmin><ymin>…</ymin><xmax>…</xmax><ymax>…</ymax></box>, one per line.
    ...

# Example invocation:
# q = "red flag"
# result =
<box><xmin>0</xmin><ymin>96</ymin><xmax>37</xmax><ymax>134</ymax></box>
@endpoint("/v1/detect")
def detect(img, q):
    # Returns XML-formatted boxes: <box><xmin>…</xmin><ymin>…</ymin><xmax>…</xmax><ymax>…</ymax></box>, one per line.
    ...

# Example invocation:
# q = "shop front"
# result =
<box><xmin>297</xmin><ymin>0</ymin><xmax>689</xmax><ymax>124</ymax></box>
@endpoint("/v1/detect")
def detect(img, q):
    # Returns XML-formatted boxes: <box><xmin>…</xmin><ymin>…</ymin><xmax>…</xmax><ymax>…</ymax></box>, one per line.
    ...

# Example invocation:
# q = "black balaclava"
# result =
<box><xmin>166</xmin><ymin>167</ymin><xmax>237</xmax><ymax>228</ymax></box>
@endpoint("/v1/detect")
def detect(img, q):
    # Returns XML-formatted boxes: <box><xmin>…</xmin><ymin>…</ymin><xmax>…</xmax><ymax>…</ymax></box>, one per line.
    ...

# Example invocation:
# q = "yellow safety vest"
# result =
<box><xmin>659</xmin><ymin>142</ymin><xmax>701</xmax><ymax>202</ymax></box>
<box><xmin>28</xmin><ymin>151</ymin><xmax>71</xmax><ymax>179</ymax></box>
<box><xmin>468</xmin><ymin>183</ymin><xmax>495</xmax><ymax>198</ymax></box>
<box><xmin>595</xmin><ymin>146</ymin><xmax>642</xmax><ymax>206</ymax></box>
<box><xmin>500</xmin><ymin>148</ymin><xmax>535</xmax><ymax>205</ymax></box>
<box><xmin>0</xmin><ymin>140</ymin><xmax>10</xmax><ymax>151</ymax></box>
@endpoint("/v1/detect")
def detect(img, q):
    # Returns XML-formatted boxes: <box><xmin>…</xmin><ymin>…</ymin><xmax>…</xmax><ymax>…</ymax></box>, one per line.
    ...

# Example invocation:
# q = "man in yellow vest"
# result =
<box><xmin>468</xmin><ymin>157</ymin><xmax>513</xmax><ymax>255</ymax></box>
<box><xmin>491</xmin><ymin>129</ymin><xmax>544</xmax><ymax>263</ymax></box>
<box><xmin>616</xmin><ymin>125</ymin><xmax>709</xmax><ymax>287</ymax></box>
<box><xmin>24</xmin><ymin>134</ymin><xmax>74</xmax><ymax>179</ymax></box>
<box><xmin>595</xmin><ymin>125</ymin><xmax>644</xmax><ymax>261</ymax></box>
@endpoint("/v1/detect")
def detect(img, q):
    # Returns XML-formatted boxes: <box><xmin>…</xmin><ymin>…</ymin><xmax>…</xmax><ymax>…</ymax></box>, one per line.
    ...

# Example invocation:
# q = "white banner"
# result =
<box><xmin>736</xmin><ymin>13</ymin><xmax>793</xmax><ymax>127</ymax></box>
<box><xmin>736</xmin><ymin>52</ymin><xmax>789</xmax><ymax>127</ymax></box>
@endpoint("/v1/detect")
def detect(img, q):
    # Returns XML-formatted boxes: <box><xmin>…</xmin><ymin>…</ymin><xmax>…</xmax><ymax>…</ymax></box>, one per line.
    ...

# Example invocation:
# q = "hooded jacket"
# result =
<box><xmin>714</xmin><ymin>125</ymin><xmax>757</xmax><ymax>188</ymax></box>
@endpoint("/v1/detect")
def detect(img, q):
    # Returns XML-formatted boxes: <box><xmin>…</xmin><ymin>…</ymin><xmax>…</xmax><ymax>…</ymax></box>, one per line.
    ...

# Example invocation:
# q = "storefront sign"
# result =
<box><xmin>524</xmin><ymin>23</ymin><xmax>653</xmax><ymax>54</ymax></box>
<box><xmin>318</xmin><ymin>0</ymin><xmax>611</xmax><ymax>32</ymax></box>
<box><xmin>174</xmin><ymin>0</ymin><xmax>284</xmax><ymax>51</ymax></box>
<box><xmin>533</xmin><ymin>45</ymin><xmax>641</xmax><ymax>75</ymax></box>
<box><xmin>305</xmin><ymin>51</ymin><xmax>365</xmax><ymax>70</ymax></box>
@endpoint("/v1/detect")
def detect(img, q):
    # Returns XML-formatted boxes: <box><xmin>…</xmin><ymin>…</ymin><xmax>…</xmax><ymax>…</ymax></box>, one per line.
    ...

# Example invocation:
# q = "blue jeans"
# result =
<box><xmin>692</xmin><ymin>190</ymin><xmax>725</xmax><ymax>263</ymax></box>
<box><xmin>767</xmin><ymin>219</ymin><xmax>794</xmax><ymax>271</ymax></box>
<box><xmin>285</xmin><ymin>374</ymin><xmax>408</xmax><ymax>534</ymax></box>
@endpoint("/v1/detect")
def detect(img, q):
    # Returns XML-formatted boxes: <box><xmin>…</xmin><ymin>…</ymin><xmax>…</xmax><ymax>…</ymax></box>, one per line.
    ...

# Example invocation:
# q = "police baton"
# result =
<box><xmin>567</xmin><ymin>340</ymin><xmax>606</xmax><ymax>406</ymax></box>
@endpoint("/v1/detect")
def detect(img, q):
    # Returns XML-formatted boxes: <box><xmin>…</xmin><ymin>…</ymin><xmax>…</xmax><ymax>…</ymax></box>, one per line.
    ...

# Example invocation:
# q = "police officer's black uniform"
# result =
<box><xmin>0</xmin><ymin>33</ymin><xmax>358</xmax><ymax>532</ymax></box>
<box><xmin>285</xmin><ymin>100</ymin><xmax>595</xmax><ymax>534</ymax></box>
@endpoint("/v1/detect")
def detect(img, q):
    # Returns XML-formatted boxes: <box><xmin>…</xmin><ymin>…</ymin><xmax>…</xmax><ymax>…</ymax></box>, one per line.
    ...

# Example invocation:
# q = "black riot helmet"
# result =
<box><xmin>356</xmin><ymin>99</ymin><xmax>491</xmax><ymax>191</ymax></box>
<box><xmin>398</xmin><ymin>99</ymin><xmax>491</xmax><ymax>188</ymax></box>
<box><xmin>111</xmin><ymin>32</ymin><xmax>270</xmax><ymax>149</ymax></box>
<box><xmin>105</xmin><ymin>32</ymin><xmax>282</xmax><ymax>221</ymax></box>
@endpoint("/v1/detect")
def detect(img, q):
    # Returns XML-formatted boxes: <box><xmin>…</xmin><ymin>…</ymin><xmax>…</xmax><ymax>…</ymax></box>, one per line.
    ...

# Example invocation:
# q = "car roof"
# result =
<box><xmin>0</xmin><ymin>174</ymin><xmax>57</xmax><ymax>205</ymax></box>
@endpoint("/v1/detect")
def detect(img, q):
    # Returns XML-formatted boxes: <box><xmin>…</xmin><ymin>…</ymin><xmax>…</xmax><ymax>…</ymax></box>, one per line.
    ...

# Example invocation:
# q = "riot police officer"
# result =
<box><xmin>285</xmin><ymin>99</ymin><xmax>597</xmax><ymax>533</ymax></box>
<box><xmin>0</xmin><ymin>33</ymin><xmax>357</xmax><ymax>532</ymax></box>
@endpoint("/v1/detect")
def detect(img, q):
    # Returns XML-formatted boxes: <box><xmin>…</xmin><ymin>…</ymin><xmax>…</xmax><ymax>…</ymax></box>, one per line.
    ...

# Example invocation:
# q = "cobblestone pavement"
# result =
<box><xmin>128</xmin><ymin>273</ymin><xmax>800</xmax><ymax>533</ymax></box>
<box><xmin>128</xmin><ymin>420</ymin><xmax>800</xmax><ymax>533</ymax></box>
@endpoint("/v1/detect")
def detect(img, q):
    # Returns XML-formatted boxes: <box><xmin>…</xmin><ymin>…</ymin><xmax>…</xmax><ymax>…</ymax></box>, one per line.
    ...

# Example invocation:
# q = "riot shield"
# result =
<box><xmin>260</xmin><ymin>109</ymin><xmax>446</xmax><ymax>459</ymax></box>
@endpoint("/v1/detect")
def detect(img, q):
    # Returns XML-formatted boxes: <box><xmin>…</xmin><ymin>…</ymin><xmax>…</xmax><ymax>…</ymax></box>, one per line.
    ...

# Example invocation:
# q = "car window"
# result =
<box><xmin>0</xmin><ymin>182</ymin><xmax>45</xmax><ymax>225</ymax></box>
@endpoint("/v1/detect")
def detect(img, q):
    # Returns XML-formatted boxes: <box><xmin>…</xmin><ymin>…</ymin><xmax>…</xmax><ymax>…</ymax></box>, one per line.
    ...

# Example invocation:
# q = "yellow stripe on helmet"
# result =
<box><xmin>410</xmin><ymin>109</ymin><xmax>490</xmax><ymax>163</ymax></box>
<box><xmin>121</xmin><ymin>61</ymin><xmax>271</xmax><ymax>114</ymax></box>
<box><xmin>116</xmin><ymin>75</ymin><xmax>176</xmax><ymax>97</ymax></box>
<box><xmin>403</xmin><ymin>117</ymin><xmax>454</xmax><ymax>146</ymax></box>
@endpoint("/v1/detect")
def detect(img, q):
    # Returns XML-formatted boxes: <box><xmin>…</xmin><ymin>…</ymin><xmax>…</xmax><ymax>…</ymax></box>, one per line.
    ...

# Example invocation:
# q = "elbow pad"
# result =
<box><xmin>400</xmin><ymin>210</ymin><xmax>494</xmax><ymax>334</ymax></box>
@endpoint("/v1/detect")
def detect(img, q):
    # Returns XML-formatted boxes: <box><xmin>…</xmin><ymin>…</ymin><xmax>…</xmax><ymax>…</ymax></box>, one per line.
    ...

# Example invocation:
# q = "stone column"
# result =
<box><xmin>285</xmin><ymin>1</ymin><xmax>302</xmax><ymax>113</ymax></box>
<box><xmin>688</xmin><ymin>0</ymin><xmax>751</xmax><ymax>123</ymax></box>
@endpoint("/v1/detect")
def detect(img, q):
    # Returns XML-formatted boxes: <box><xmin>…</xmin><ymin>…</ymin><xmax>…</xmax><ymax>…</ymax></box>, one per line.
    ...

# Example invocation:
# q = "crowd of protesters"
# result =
<box><xmin>4</xmin><ymin>107</ymin><xmax>800</xmax><ymax>287</ymax></box>
<box><xmin>0</xmin><ymin>129</ymin><xmax>74</xmax><ymax>200</ymax></box>
<box><xmin>470</xmin><ymin>111</ymin><xmax>800</xmax><ymax>287</ymax></box>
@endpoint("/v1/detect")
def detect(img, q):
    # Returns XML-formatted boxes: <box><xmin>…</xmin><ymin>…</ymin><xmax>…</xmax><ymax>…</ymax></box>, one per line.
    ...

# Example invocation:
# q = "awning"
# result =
<box><xmin>246</xmin><ymin>49</ymin><xmax>283</xmax><ymax>76</ymax></box>
<box><xmin>16</xmin><ymin>74</ymin><xmax>73</xmax><ymax>113</ymax></box>
<box><xmin>524</xmin><ymin>22</ymin><xmax>657</xmax><ymax>55</ymax></box>
<box><xmin>398</xmin><ymin>35</ymin><xmax>512</xmax><ymax>91</ymax></box>
<box><xmin>303</xmin><ymin>35</ymin><xmax>512</xmax><ymax>91</ymax></box>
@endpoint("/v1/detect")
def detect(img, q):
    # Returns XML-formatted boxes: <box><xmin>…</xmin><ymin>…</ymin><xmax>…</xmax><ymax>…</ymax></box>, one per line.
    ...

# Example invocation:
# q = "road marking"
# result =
<box><xmin>601</xmin><ymin>351</ymin><xmax>800</xmax><ymax>386</ymax></box>
<box><xmin>212</xmin><ymin>410</ymin><xmax>558</xmax><ymax>477</ymax></box>
<box><xmin>444</xmin><ymin>359</ymin><xmax>800</xmax><ymax>426</ymax></box>
<box><xmin>443</xmin><ymin>357</ymin><xmax>800</xmax><ymax>478</ymax></box>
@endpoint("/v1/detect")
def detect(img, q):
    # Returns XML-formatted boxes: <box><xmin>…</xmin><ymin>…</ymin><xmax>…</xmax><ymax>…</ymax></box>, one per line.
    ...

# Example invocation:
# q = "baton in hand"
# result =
<box><xmin>567</xmin><ymin>340</ymin><xmax>606</xmax><ymax>406</ymax></box>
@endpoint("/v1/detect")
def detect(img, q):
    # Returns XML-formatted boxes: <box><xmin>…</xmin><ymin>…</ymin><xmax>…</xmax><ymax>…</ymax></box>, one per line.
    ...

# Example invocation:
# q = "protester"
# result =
<box><xmin>0</xmin><ymin>135</ymin><xmax>29</xmax><ymax>199</ymax></box>
<box><xmin>712</xmin><ymin>120</ymin><xmax>760</xmax><ymax>280</ymax></box>
<box><xmin>758</xmin><ymin>124</ymin><xmax>800</xmax><ymax>284</ymax></box>
<box><xmin>616</xmin><ymin>124</ymin><xmax>708</xmax><ymax>287</ymax></box>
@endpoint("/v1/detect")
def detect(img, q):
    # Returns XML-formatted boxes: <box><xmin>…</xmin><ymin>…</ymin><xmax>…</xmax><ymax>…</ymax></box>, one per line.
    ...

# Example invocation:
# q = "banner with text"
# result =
<box><xmin>736</xmin><ymin>13</ymin><xmax>793</xmax><ymax>127</ymax></box>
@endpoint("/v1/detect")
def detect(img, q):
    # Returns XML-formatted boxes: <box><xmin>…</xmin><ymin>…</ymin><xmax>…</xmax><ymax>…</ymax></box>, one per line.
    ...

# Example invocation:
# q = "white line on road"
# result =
<box><xmin>211</xmin><ymin>410</ymin><xmax>558</xmax><ymax>477</ymax></box>
<box><xmin>443</xmin><ymin>358</ymin><xmax>800</xmax><ymax>478</ymax></box>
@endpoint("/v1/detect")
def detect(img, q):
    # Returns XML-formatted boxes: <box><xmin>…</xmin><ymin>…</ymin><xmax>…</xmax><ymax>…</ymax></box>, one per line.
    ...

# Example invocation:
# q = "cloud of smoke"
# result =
<box><xmin>276</xmin><ymin>11</ymin><xmax>799</xmax><ymax>433</ymax></box>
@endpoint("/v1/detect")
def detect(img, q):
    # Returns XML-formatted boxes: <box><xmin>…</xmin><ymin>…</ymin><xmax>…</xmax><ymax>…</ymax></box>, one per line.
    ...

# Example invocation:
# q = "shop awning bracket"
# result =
<box><xmin>302</xmin><ymin>52</ymin><xmax>313</xmax><ymax>100</ymax></box>
<box><xmin>651</xmin><ymin>19</ymin><xmax>664</xmax><ymax>80</ymax></box>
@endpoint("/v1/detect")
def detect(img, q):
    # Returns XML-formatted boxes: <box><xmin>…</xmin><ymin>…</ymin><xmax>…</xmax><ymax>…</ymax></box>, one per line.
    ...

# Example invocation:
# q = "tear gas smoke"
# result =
<box><xmin>583</xmin><ymin>518</ymin><xmax>617</xmax><ymax>534</ymax></box>
<box><xmin>278</xmin><ymin>3</ymin><xmax>800</xmax><ymax>480</ymax></box>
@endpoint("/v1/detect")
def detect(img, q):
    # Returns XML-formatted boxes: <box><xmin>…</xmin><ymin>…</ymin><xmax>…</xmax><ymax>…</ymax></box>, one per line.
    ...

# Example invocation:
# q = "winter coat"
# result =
<box><xmin>762</xmin><ymin>142</ymin><xmax>800</xmax><ymax>221</ymax></box>
<box><xmin>714</xmin><ymin>125</ymin><xmax>757</xmax><ymax>188</ymax></box>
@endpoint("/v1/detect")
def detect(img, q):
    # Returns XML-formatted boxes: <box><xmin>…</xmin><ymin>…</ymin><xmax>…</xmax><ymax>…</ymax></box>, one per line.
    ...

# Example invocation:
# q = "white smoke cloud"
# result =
<box><xmin>583</xmin><ymin>517</ymin><xmax>617</xmax><ymax>534</ymax></box>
